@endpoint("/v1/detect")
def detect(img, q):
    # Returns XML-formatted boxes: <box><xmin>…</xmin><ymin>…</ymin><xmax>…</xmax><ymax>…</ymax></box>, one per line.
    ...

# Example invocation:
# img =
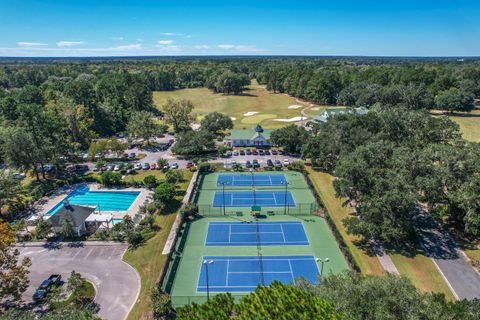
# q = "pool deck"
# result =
<box><xmin>31</xmin><ymin>183</ymin><xmax>152</xmax><ymax>222</ymax></box>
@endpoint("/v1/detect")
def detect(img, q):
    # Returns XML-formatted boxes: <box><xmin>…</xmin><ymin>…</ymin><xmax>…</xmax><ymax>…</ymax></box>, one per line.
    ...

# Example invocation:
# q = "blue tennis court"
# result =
<box><xmin>217</xmin><ymin>173</ymin><xmax>287</xmax><ymax>187</ymax></box>
<box><xmin>197</xmin><ymin>255</ymin><xmax>319</xmax><ymax>292</ymax></box>
<box><xmin>206</xmin><ymin>221</ymin><xmax>309</xmax><ymax>246</ymax></box>
<box><xmin>212</xmin><ymin>191</ymin><xmax>295</xmax><ymax>207</ymax></box>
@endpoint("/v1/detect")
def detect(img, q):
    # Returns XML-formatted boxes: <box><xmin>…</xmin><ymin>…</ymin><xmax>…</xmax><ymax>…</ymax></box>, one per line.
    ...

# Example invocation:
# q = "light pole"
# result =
<box><xmin>316</xmin><ymin>257</ymin><xmax>329</xmax><ymax>282</ymax></box>
<box><xmin>203</xmin><ymin>259</ymin><xmax>214</xmax><ymax>301</ymax></box>
<box><xmin>250</xmin><ymin>169</ymin><xmax>256</xmax><ymax>206</ymax></box>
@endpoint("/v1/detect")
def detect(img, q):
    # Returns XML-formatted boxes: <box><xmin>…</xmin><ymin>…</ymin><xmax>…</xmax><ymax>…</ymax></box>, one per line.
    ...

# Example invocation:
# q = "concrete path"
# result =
<box><xmin>414</xmin><ymin>212</ymin><xmax>480</xmax><ymax>300</ymax></box>
<box><xmin>19</xmin><ymin>244</ymin><xmax>140</xmax><ymax>320</ymax></box>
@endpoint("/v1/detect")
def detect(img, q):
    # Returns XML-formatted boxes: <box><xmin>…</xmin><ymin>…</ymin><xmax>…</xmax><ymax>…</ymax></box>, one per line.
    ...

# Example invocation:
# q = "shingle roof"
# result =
<box><xmin>48</xmin><ymin>204</ymin><xmax>95</xmax><ymax>228</ymax></box>
<box><xmin>227</xmin><ymin>126</ymin><xmax>272</xmax><ymax>140</ymax></box>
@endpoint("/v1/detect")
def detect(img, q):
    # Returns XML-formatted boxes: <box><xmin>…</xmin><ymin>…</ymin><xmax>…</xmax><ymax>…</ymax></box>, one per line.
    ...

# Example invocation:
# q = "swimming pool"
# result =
<box><xmin>47</xmin><ymin>186</ymin><xmax>140</xmax><ymax>216</ymax></box>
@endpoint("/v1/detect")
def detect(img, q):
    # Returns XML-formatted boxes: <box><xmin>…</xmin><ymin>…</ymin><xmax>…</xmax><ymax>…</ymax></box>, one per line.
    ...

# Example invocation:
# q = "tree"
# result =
<box><xmin>0</xmin><ymin>221</ymin><xmax>32</xmax><ymax>302</ymax></box>
<box><xmin>154</xmin><ymin>181</ymin><xmax>176</xmax><ymax>204</ymax></box>
<box><xmin>177</xmin><ymin>282</ymin><xmax>344</xmax><ymax>320</ymax></box>
<box><xmin>165</xmin><ymin>170</ymin><xmax>183</xmax><ymax>184</ymax></box>
<box><xmin>67</xmin><ymin>270</ymin><xmax>83</xmax><ymax>293</ymax></box>
<box><xmin>171</xmin><ymin>129</ymin><xmax>215</xmax><ymax>155</ymax></box>
<box><xmin>297</xmin><ymin>272</ymin><xmax>464</xmax><ymax>320</ymax></box>
<box><xmin>162</xmin><ymin>98</ymin><xmax>195</xmax><ymax>132</ymax></box>
<box><xmin>208</xmin><ymin>70</ymin><xmax>250</xmax><ymax>95</ymax></box>
<box><xmin>60</xmin><ymin>217</ymin><xmax>76</xmax><ymax>238</ymax></box>
<box><xmin>127</xmin><ymin>111</ymin><xmax>165</xmax><ymax>145</ymax></box>
<box><xmin>435</xmin><ymin>88</ymin><xmax>475</xmax><ymax>113</ymax></box>
<box><xmin>34</xmin><ymin>218</ymin><xmax>53</xmax><ymax>239</ymax></box>
<box><xmin>143</xmin><ymin>175</ymin><xmax>158</xmax><ymax>188</ymax></box>
<box><xmin>0</xmin><ymin>170</ymin><xmax>21</xmax><ymax>216</ymax></box>
<box><xmin>271</xmin><ymin>125</ymin><xmax>309</xmax><ymax>153</ymax></box>
<box><xmin>200</xmin><ymin>112</ymin><xmax>233</xmax><ymax>134</ymax></box>
<box><xmin>100</xmin><ymin>171</ymin><xmax>123</xmax><ymax>187</ymax></box>
<box><xmin>151</xmin><ymin>287</ymin><xmax>172</xmax><ymax>319</ymax></box>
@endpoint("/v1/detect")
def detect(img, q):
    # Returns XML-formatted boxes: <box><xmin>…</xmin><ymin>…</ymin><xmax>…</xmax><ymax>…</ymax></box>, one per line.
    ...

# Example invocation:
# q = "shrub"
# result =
<box><xmin>154</xmin><ymin>181</ymin><xmax>176</xmax><ymax>203</ymax></box>
<box><xmin>180</xmin><ymin>203</ymin><xmax>198</xmax><ymax>220</ymax></box>
<box><xmin>143</xmin><ymin>175</ymin><xmax>158</xmax><ymax>188</ymax></box>
<box><xmin>151</xmin><ymin>287</ymin><xmax>172</xmax><ymax>319</ymax></box>
<box><xmin>165</xmin><ymin>170</ymin><xmax>183</xmax><ymax>184</ymax></box>
<box><xmin>198</xmin><ymin>162</ymin><xmax>215</xmax><ymax>173</ymax></box>
<box><xmin>288</xmin><ymin>161</ymin><xmax>305</xmax><ymax>172</ymax></box>
<box><xmin>100</xmin><ymin>171</ymin><xmax>123</xmax><ymax>187</ymax></box>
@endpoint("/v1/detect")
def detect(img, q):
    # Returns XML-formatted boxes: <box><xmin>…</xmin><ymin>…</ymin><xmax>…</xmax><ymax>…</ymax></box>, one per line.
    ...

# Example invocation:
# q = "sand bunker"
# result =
<box><xmin>288</xmin><ymin>104</ymin><xmax>302</xmax><ymax>109</ymax></box>
<box><xmin>230</xmin><ymin>117</ymin><xmax>237</xmax><ymax>121</ymax></box>
<box><xmin>311</xmin><ymin>107</ymin><xmax>320</xmax><ymax>111</ymax></box>
<box><xmin>273</xmin><ymin>116</ymin><xmax>306</xmax><ymax>122</ymax></box>
<box><xmin>243</xmin><ymin>111</ymin><xmax>259</xmax><ymax>117</ymax></box>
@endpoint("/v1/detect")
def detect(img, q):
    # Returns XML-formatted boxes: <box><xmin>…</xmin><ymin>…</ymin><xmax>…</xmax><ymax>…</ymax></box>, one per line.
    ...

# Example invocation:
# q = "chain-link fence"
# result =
<box><xmin>197</xmin><ymin>202</ymin><xmax>318</xmax><ymax>217</ymax></box>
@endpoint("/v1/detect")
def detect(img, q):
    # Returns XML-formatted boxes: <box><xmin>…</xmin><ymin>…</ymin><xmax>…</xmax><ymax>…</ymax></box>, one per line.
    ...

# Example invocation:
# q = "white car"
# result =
<box><xmin>171</xmin><ymin>163</ymin><xmax>179</xmax><ymax>169</ymax></box>
<box><xmin>133</xmin><ymin>162</ymin><xmax>142</xmax><ymax>170</ymax></box>
<box><xmin>114</xmin><ymin>164</ymin><xmax>121</xmax><ymax>171</ymax></box>
<box><xmin>283</xmin><ymin>159</ymin><xmax>290</xmax><ymax>167</ymax></box>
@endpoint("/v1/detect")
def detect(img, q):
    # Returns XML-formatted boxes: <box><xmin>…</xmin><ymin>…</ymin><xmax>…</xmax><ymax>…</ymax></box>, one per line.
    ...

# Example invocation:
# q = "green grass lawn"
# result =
<box><xmin>123</xmin><ymin>170</ymin><xmax>166</xmax><ymax>184</ymax></box>
<box><xmin>431</xmin><ymin>108</ymin><xmax>480</xmax><ymax>142</ymax></box>
<box><xmin>123</xmin><ymin>170</ymin><xmax>193</xmax><ymax>320</ymax></box>
<box><xmin>305</xmin><ymin>167</ymin><xmax>385</xmax><ymax>275</ymax></box>
<box><xmin>153</xmin><ymin>80</ymin><xmax>321</xmax><ymax>129</ymax></box>
<box><xmin>389</xmin><ymin>253</ymin><xmax>455</xmax><ymax>300</ymax></box>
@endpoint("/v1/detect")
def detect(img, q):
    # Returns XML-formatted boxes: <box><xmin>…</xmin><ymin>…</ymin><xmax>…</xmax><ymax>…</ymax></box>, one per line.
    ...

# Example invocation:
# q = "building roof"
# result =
<box><xmin>227</xmin><ymin>125</ymin><xmax>272</xmax><ymax>140</ymax></box>
<box><xmin>313</xmin><ymin>107</ymin><xmax>369</xmax><ymax>123</ymax></box>
<box><xmin>48</xmin><ymin>204</ymin><xmax>95</xmax><ymax>228</ymax></box>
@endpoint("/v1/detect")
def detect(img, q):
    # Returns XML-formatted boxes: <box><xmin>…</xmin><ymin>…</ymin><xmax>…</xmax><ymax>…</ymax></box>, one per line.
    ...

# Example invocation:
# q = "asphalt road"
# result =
<box><xmin>19</xmin><ymin>244</ymin><xmax>140</xmax><ymax>320</ymax></box>
<box><xmin>414</xmin><ymin>213</ymin><xmax>480</xmax><ymax>300</ymax></box>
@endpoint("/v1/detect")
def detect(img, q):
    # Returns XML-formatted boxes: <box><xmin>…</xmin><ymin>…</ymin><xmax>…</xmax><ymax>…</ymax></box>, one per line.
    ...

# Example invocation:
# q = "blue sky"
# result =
<box><xmin>1</xmin><ymin>0</ymin><xmax>479</xmax><ymax>57</ymax></box>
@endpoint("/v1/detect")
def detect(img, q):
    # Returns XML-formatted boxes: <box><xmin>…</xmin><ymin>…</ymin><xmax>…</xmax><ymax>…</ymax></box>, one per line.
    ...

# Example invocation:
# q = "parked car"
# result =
<box><xmin>106</xmin><ymin>164</ymin><xmax>114</xmax><ymax>171</ymax></box>
<box><xmin>278</xmin><ymin>150</ymin><xmax>284</xmax><ymax>155</ymax></box>
<box><xmin>267</xmin><ymin>159</ymin><xmax>274</xmax><ymax>167</ymax></box>
<box><xmin>233</xmin><ymin>150</ymin><xmax>239</xmax><ymax>156</ymax></box>
<box><xmin>258</xmin><ymin>149</ymin><xmax>265</xmax><ymax>156</ymax></box>
<box><xmin>114</xmin><ymin>164</ymin><xmax>121</xmax><ymax>171</ymax></box>
<box><xmin>32</xmin><ymin>274</ymin><xmax>62</xmax><ymax>302</ymax></box>
<box><xmin>94</xmin><ymin>152</ymin><xmax>104</xmax><ymax>159</ymax></box>
<box><xmin>245</xmin><ymin>160</ymin><xmax>252</xmax><ymax>168</ymax></box>
<box><xmin>283</xmin><ymin>159</ymin><xmax>290</xmax><ymax>167</ymax></box>
<box><xmin>252</xmin><ymin>149</ymin><xmax>258</xmax><ymax>155</ymax></box>
<box><xmin>265</xmin><ymin>150</ymin><xmax>271</xmax><ymax>155</ymax></box>
<box><xmin>134</xmin><ymin>162</ymin><xmax>142</xmax><ymax>170</ymax></box>
<box><xmin>274</xmin><ymin>160</ymin><xmax>282</xmax><ymax>168</ymax></box>
<box><xmin>226</xmin><ymin>151</ymin><xmax>232</xmax><ymax>157</ymax></box>
<box><xmin>163</xmin><ymin>164</ymin><xmax>170</xmax><ymax>170</ymax></box>
<box><xmin>142</xmin><ymin>163</ymin><xmax>150</xmax><ymax>170</ymax></box>
<box><xmin>14</xmin><ymin>172</ymin><xmax>26</xmax><ymax>180</ymax></box>
<box><xmin>246</xmin><ymin>149</ymin><xmax>252</xmax><ymax>155</ymax></box>
<box><xmin>271</xmin><ymin>149</ymin><xmax>278</xmax><ymax>155</ymax></box>
<box><xmin>171</xmin><ymin>163</ymin><xmax>179</xmax><ymax>169</ymax></box>
<box><xmin>82</xmin><ymin>152</ymin><xmax>89</xmax><ymax>160</ymax></box>
<box><xmin>43</xmin><ymin>164</ymin><xmax>54</xmax><ymax>173</ymax></box>
<box><xmin>186</xmin><ymin>162</ymin><xmax>194</xmax><ymax>169</ymax></box>
<box><xmin>252</xmin><ymin>159</ymin><xmax>260</xmax><ymax>168</ymax></box>
<box><xmin>231</xmin><ymin>160</ymin><xmax>237</xmax><ymax>166</ymax></box>
<box><xmin>150</xmin><ymin>163</ymin><xmax>157</xmax><ymax>170</ymax></box>
<box><xmin>239</xmin><ymin>150</ymin><xmax>245</xmax><ymax>156</ymax></box>
<box><xmin>128</xmin><ymin>152</ymin><xmax>136</xmax><ymax>159</ymax></box>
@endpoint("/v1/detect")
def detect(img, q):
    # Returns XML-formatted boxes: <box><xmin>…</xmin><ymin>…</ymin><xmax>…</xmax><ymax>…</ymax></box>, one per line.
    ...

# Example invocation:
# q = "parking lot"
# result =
<box><xmin>19</xmin><ymin>244</ymin><xmax>139</xmax><ymax>320</ymax></box>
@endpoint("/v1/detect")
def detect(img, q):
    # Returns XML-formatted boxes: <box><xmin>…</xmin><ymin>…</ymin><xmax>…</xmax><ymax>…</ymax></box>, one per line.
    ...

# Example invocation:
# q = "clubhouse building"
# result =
<box><xmin>225</xmin><ymin>124</ymin><xmax>272</xmax><ymax>147</ymax></box>
<box><xmin>312</xmin><ymin>106</ymin><xmax>368</xmax><ymax>124</ymax></box>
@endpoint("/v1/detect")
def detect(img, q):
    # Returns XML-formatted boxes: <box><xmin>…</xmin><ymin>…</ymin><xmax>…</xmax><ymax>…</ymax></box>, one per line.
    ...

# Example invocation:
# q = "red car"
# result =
<box><xmin>150</xmin><ymin>163</ymin><xmax>158</xmax><ymax>170</ymax></box>
<box><xmin>252</xmin><ymin>149</ymin><xmax>258</xmax><ymax>155</ymax></box>
<box><xmin>186</xmin><ymin>162</ymin><xmax>194</xmax><ymax>169</ymax></box>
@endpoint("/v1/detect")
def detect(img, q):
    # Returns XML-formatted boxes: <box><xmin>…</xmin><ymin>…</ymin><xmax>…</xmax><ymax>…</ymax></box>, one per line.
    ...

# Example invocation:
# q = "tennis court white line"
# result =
<box><xmin>228</xmin><ymin>224</ymin><xmax>231</xmax><ymax>242</ymax></box>
<box><xmin>229</xmin><ymin>231</ymin><xmax>284</xmax><ymax>234</ymax></box>
<box><xmin>226</xmin><ymin>259</ymin><xmax>230</xmax><ymax>286</ymax></box>
<box><xmin>201</xmin><ymin>257</ymin><xmax>314</xmax><ymax>261</ymax></box>
<box><xmin>287</xmin><ymin>259</ymin><xmax>295</xmax><ymax>284</ymax></box>
<box><xmin>206</xmin><ymin>241</ymin><xmax>309</xmax><ymax>245</ymax></box>
<box><xmin>227</xmin><ymin>271</ymin><xmax>292</xmax><ymax>274</ymax></box>
<box><xmin>279</xmin><ymin>224</ymin><xmax>286</xmax><ymax>243</ymax></box>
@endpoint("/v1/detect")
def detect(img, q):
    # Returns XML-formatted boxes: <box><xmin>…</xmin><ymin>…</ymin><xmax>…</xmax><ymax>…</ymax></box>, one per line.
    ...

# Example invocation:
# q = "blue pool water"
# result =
<box><xmin>47</xmin><ymin>186</ymin><xmax>140</xmax><ymax>216</ymax></box>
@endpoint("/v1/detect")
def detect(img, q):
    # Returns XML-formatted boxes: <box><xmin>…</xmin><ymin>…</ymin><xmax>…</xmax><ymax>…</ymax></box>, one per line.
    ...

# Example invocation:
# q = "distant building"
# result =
<box><xmin>48</xmin><ymin>203</ymin><xmax>96</xmax><ymax>236</ymax></box>
<box><xmin>312</xmin><ymin>106</ymin><xmax>368</xmax><ymax>124</ymax></box>
<box><xmin>225</xmin><ymin>124</ymin><xmax>273</xmax><ymax>147</ymax></box>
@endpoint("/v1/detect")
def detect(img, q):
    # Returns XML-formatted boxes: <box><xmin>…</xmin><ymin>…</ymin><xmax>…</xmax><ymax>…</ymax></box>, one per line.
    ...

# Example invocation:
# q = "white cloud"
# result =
<box><xmin>114</xmin><ymin>44</ymin><xmax>142</xmax><ymax>50</ymax></box>
<box><xmin>161</xmin><ymin>32</ymin><xmax>176</xmax><ymax>36</ymax></box>
<box><xmin>217</xmin><ymin>44</ymin><xmax>266</xmax><ymax>53</ymax></box>
<box><xmin>194</xmin><ymin>45</ymin><xmax>209</xmax><ymax>49</ymax></box>
<box><xmin>57</xmin><ymin>41</ymin><xmax>85</xmax><ymax>47</ymax></box>
<box><xmin>185</xmin><ymin>34</ymin><xmax>192</xmax><ymax>39</ymax></box>
<box><xmin>155</xmin><ymin>43</ymin><xmax>182</xmax><ymax>53</ymax></box>
<box><xmin>218</xmin><ymin>44</ymin><xmax>235</xmax><ymax>50</ymax></box>
<box><xmin>157</xmin><ymin>40</ymin><xmax>173</xmax><ymax>45</ymax></box>
<box><xmin>16</xmin><ymin>42</ymin><xmax>47</xmax><ymax>47</ymax></box>
<box><xmin>111</xmin><ymin>36</ymin><xmax>124</xmax><ymax>41</ymax></box>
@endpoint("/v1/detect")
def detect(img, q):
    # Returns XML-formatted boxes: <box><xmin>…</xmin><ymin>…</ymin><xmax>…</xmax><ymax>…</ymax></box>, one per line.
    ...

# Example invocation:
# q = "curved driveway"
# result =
<box><xmin>19</xmin><ymin>244</ymin><xmax>140</xmax><ymax>320</ymax></box>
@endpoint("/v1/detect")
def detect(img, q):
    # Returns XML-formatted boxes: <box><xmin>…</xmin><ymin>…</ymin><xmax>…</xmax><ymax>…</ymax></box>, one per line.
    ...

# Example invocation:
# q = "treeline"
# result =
<box><xmin>167</xmin><ymin>274</ymin><xmax>480</xmax><ymax>320</ymax></box>
<box><xmin>257</xmin><ymin>62</ymin><xmax>480</xmax><ymax>110</ymax></box>
<box><xmin>272</xmin><ymin>109</ymin><xmax>480</xmax><ymax>242</ymax></box>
